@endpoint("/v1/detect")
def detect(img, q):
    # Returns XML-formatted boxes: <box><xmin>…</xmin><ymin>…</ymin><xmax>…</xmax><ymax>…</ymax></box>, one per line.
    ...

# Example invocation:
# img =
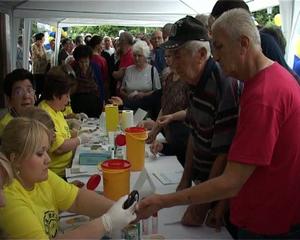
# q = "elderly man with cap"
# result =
<box><xmin>145</xmin><ymin>16</ymin><xmax>240</xmax><ymax>229</ymax></box>
<box><xmin>137</xmin><ymin>9</ymin><xmax>300</xmax><ymax>239</ymax></box>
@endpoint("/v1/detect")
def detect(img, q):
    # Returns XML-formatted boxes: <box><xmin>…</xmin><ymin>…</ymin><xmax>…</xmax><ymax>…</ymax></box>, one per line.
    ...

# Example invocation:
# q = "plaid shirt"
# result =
<box><xmin>186</xmin><ymin>57</ymin><xmax>239</xmax><ymax>181</ymax></box>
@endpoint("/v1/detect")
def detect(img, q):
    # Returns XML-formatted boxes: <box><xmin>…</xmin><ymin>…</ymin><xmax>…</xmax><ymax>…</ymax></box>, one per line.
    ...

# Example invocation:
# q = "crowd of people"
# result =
<box><xmin>0</xmin><ymin>0</ymin><xmax>299</xmax><ymax>239</ymax></box>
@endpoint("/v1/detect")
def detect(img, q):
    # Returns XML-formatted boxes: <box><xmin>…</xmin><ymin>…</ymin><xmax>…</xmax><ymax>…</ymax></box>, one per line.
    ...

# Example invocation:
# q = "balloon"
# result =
<box><xmin>44</xmin><ymin>43</ymin><xmax>50</xmax><ymax>50</ymax></box>
<box><xmin>295</xmin><ymin>37</ymin><xmax>300</xmax><ymax>58</ymax></box>
<box><xmin>49</xmin><ymin>31</ymin><xmax>55</xmax><ymax>37</ymax></box>
<box><xmin>61</xmin><ymin>31</ymin><xmax>68</xmax><ymax>38</ymax></box>
<box><xmin>51</xmin><ymin>26</ymin><xmax>57</xmax><ymax>32</ymax></box>
<box><xmin>274</xmin><ymin>14</ymin><xmax>282</xmax><ymax>27</ymax></box>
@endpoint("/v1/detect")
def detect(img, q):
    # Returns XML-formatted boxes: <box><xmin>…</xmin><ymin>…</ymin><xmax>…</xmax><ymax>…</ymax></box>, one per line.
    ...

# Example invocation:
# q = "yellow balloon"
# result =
<box><xmin>274</xmin><ymin>14</ymin><xmax>282</xmax><ymax>27</ymax></box>
<box><xmin>61</xmin><ymin>31</ymin><xmax>68</xmax><ymax>38</ymax></box>
<box><xmin>295</xmin><ymin>37</ymin><xmax>300</xmax><ymax>58</ymax></box>
<box><xmin>51</xmin><ymin>26</ymin><xmax>57</xmax><ymax>32</ymax></box>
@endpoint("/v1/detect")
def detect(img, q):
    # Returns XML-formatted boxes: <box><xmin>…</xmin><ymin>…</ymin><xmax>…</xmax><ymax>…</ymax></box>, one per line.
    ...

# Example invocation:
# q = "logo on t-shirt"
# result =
<box><xmin>43</xmin><ymin>210</ymin><xmax>59</xmax><ymax>238</ymax></box>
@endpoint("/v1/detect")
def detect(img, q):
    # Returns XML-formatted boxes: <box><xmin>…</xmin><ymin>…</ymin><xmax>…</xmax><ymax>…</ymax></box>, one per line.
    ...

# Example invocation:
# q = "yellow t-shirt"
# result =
<box><xmin>62</xmin><ymin>105</ymin><xmax>74</xmax><ymax>117</ymax></box>
<box><xmin>0</xmin><ymin>170</ymin><xmax>79</xmax><ymax>239</ymax></box>
<box><xmin>39</xmin><ymin>100</ymin><xmax>73</xmax><ymax>177</ymax></box>
<box><xmin>0</xmin><ymin>112</ymin><xmax>13</xmax><ymax>136</ymax></box>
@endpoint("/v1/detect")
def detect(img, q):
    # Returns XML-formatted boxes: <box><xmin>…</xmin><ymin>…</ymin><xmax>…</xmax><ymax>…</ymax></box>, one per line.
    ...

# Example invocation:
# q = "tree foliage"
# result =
<box><xmin>68</xmin><ymin>25</ymin><xmax>158</xmax><ymax>39</ymax></box>
<box><xmin>253</xmin><ymin>6</ymin><xmax>279</xmax><ymax>27</ymax></box>
<box><xmin>68</xmin><ymin>6</ymin><xmax>280</xmax><ymax>39</ymax></box>
<box><xmin>31</xmin><ymin>6</ymin><xmax>280</xmax><ymax>40</ymax></box>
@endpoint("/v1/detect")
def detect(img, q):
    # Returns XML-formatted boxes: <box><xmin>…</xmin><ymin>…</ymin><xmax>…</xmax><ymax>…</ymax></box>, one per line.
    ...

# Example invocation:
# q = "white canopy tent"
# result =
<box><xmin>8</xmin><ymin>0</ymin><xmax>281</xmax><ymax>27</ymax></box>
<box><xmin>280</xmin><ymin>0</ymin><xmax>300</xmax><ymax>66</ymax></box>
<box><xmin>2</xmin><ymin>0</ymin><xmax>300</xmax><ymax>72</ymax></box>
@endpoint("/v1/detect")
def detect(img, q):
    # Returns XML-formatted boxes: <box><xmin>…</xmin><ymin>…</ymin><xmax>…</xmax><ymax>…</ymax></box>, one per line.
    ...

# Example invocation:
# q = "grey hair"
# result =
<box><xmin>182</xmin><ymin>40</ymin><xmax>211</xmax><ymax>60</ymax></box>
<box><xmin>103</xmin><ymin>36</ymin><xmax>111</xmax><ymax>41</ymax></box>
<box><xmin>212</xmin><ymin>8</ymin><xmax>261</xmax><ymax>48</ymax></box>
<box><xmin>195</xmin><ymin>14</ymin><xmax>209</xmax><ymax>30</ymax></box>
<box><xmin>162</xmin><ymin>23</ymin><xmax>173</xmax><ymax>35</ymax></box>
<box><xmin>132</xmin><ymin>40</ymin><xmax>150</xmax><ymax>59</ymax></box>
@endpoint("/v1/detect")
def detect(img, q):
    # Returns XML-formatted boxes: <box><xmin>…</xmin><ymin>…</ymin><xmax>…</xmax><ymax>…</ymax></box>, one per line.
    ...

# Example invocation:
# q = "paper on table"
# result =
<box><xmin>152</xmin><ymin>170</ymin><xmax>183</xmax><ymax>185</ymax></box>
<box><xmin>65</xmin><ymin>168</ymin><xmax>95</xmax><ymax>178</ymax></box>
<box><xmin>134</xmin><ymin>108</ymin><xmax>148</xmax><ymax>125</ymax></box>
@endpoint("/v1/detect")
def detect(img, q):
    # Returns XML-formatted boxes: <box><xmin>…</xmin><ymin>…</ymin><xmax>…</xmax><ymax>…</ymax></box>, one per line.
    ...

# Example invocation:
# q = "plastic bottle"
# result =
<box><xmin>151</xmin><ymin>212</ymin><xmax>158</xmax><ymax>234</ymax></box>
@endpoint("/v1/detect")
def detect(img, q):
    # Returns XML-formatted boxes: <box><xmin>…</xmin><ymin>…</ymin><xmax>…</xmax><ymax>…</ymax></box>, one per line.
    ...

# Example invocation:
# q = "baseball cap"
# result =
<box><xmin>161</xmin><ymin>15</ymin><xmax>209</xmax><ymax>49</ymax></box>
<box><xmin>211</xmin><ymin>0</ymin><xmax>250</xmax><ymax>19</ymax></box>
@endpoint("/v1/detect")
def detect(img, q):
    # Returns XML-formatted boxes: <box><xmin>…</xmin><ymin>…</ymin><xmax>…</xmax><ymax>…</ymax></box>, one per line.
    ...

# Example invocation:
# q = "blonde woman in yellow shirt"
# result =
<box><xmin>0</xmin><ymin>154</ymin><xmax>13</xmax><ymax>239</ymax></box>
<box><xmin>0</xmin><ymin>155</ymin><xmax>13</xmax><ymax>207</ymax></box>
<box><xmin>0</xmin><ymin>118</ymin><xmax>136</xmax><ymax>239</ymax></box>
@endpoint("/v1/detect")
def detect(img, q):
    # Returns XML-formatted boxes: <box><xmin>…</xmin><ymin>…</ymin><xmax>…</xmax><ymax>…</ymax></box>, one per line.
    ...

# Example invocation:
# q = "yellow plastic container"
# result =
<box><xmin>125</xmin><ymin>127</ymin><xmax>148</xmax><ymax>171</ymax></box>
<box><xmin>105</xmin><ymin>104</ymin><xmax>119</xmax><ymax>132</ymax></box>
<box><xmin>100</xmin><ymin>159</ymin><xmax>131</xmax><ymax>200</ymax></box>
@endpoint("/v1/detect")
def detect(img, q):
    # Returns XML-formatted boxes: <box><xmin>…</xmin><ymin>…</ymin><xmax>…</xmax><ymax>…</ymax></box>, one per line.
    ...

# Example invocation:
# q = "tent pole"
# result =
<box><xmin>53</xmin><ymin>22</ymin><xmax>62</xmax><ymax>66</ymax></box>
<box><xmin>23</xmin><ymin>18</ymin><xmax>31</xmax><ymax>70</ymax></box>
<box><xmin>11</xmin><ymin>16</ymin><xmax>20</xmax><ymax>70</ymax></box>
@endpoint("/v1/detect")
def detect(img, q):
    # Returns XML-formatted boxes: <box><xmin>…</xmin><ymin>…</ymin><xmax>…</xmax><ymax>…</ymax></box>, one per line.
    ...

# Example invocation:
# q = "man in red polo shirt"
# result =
<box><xmin>112</xmin><ymin>31</ymin><xmax>134</xmax><ymax>95</ymax></box>
<box><xmin>137</xmin><ymin>9</ymin><xmax>300</xmax><ymax>239</ymax></box>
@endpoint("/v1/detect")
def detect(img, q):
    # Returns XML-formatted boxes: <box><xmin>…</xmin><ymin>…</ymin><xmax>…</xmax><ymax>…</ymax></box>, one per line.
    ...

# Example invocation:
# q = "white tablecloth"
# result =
<box><xmin>66</xmin><ymin>118</ymin><xmax>232</xmax><ymax>239</ymax></box>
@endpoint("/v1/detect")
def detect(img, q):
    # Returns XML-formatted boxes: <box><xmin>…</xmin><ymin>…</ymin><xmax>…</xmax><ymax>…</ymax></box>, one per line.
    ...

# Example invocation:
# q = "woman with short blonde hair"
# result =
<box><xmin>0</xmin><ymin>118</ymin><xmax>136</xmax><ymax>239</ymax></box>
<box><xmin>0</xmin><ymin>156</ymin><xmax>13</xmax><ymax>205</ymax></box>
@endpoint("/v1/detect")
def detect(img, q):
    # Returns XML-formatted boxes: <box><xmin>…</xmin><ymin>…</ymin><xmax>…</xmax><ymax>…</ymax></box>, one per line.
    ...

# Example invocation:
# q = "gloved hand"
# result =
<box><xmin>101</xmin><ymin>195</ymin><xmax>137</xmax><ymax>234</ymax></box>
<box><xmin>67</xmin><ymin>118</ymin><xmax>81</xmax><ymax>131</ymax></box>
<box><xmin>77</xmin><ymin>112</ymin><xmax>89</xmax><ymax>121</ymax></box>
<box><xmin>77</xmin><ymin>133</ymin><xmax>90</xmax><ymax>144</ymax></box>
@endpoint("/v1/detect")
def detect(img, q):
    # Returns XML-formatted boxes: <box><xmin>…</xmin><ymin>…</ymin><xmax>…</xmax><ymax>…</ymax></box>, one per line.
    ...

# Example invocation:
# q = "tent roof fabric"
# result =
<box><xmin>3</xmin><ymin>0</ymin><xmax>279</xmax><ymax>27</ymax></box>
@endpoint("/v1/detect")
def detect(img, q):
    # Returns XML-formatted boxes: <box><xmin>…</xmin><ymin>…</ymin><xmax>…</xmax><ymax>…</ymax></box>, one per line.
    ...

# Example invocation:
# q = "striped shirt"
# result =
<box><xmin>186</xmin><ymin>57</ymin><xmax>239</xmax><ymax>181</ymax></box>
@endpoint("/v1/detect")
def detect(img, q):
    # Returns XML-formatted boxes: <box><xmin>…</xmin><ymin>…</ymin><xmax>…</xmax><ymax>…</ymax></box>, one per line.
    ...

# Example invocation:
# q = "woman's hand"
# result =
<box><xmin>146</xmin><ymin>123</ymin><xmax>161</xmax><ymax>144</ymax></box>
<box><xmin>157</xmin><ymin>114</ymin><xmax>174</xmax><ymax>127</ymax></box>
<box><xmin>109</xmin><ymin>96</ymin><xmax>123</xmax><ymax>106</ymax></box>
<box><xmin>128</xmin><ymin>91</ymin><xmax>139</xmax><ymax>99</ymax></box>
<box><xmin>136</xmin><ymin>119</ymin><xmax>155</xmax><ymax>130</ymax></box>
<box><xmin>133</xmin><ymin>91</ymin><xmax>145</xmax><ymax>99</ymax></box>
<box><xmin>150</xmin><ymin>140</ymin><xmax>163</xmax><ymax>156</ymax></box>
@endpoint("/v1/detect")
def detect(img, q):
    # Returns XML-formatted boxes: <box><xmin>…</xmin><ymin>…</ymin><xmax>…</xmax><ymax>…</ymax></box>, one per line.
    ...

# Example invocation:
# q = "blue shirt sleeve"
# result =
<box><xmin>91</xmin><ymin>62</ymin><xmax>105</xmax><ymax>104</ymax></box>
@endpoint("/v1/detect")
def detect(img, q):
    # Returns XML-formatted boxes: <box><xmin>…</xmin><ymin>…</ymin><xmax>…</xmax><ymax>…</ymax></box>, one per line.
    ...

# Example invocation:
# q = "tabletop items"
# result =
<box><xmin>63</xmin><ymin>117</ymin><xmax>232</xmax><ymax>239</ymax></box>
<box><xmin>100</xmin><ymin>159</ymin><xmax>131</xmax><ymax>200</ymax></box>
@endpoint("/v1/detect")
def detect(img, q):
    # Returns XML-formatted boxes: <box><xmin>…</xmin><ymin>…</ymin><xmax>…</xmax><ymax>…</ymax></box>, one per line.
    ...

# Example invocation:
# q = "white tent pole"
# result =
<box><xmin>279</xmin><ymin>0</ymin><xmax>295</xmax><ymax>67</ymax></box>
<box><xmin>179</xmin><ymin>0</ymin><xmax>199</xmax><ymax>14</ymax></box>
<box><xmin>11</xmin><ymin>16</ymin><xmax>20</xmax><ymax>70</ymax></box>
<box><xmin>5</xmin><ymin>10</ymin><xmax>13</xmax><ymax>72</ymax></box>
<box><xmin>23</xmin><ymin>18</ymin><xmax>31</xmax><ymax>70</ymax></box>
<box><xmin>53</xmin><ymin>22</ymin><xmax>62</xmax><ymax>66</ymax></box>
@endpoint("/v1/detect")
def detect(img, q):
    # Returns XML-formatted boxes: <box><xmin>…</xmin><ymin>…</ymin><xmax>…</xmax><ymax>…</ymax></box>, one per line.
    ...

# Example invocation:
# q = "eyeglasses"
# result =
<box><xmin>12</xmin><ymin>87</ymin><xmax>35</xmax><ymax>98</ymax></box>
